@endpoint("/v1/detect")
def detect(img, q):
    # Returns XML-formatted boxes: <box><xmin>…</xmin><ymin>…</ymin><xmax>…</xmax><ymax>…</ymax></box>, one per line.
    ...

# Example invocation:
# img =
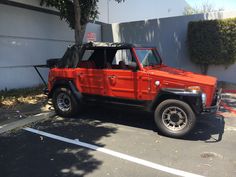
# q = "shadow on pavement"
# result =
<box><xmin>78</xmin><ymin>105</ymin><xmax>225</xmax><ymax>143</ymax></box>
<box><xmin>0</xmin><ymin>105</ymin><xmax>226</xmax><ymax>177</ymax></box>
<box><xmin>184</xmin><ymin>114</ymin><xmax>225</xmax><ymax>143</ymax></box>
<box><xmin>0</xmin><ymin>116</ymin><xmax>117</xmax><ymax>177</ymax></box>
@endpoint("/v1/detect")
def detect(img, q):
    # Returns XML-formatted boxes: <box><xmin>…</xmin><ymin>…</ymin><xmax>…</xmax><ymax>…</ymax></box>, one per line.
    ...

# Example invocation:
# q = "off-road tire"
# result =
<box><xmin>154</xmin><ymin>99</ymin><xmax>196</xmax><ymax>138</ymax></box>
<box><xmin>52</xmin><ymin>87</ymin><xmax>79</xmax><ymax>117</ymax></box>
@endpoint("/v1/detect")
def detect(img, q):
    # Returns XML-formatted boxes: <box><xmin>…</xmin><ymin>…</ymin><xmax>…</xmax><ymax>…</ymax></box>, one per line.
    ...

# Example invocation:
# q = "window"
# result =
<box><xmin>112</xmin><ymin>49</ymin><xmax>133</xmax><ymax>65</ymax></box>
<box><xmin>106</xmin><ymin>49</ymin><xmax>137</xmax><ymax>70</ymax></box>
<box><xmin>135</xmin><ymin>49</ymin><xmax>161</xmax><ymax>67</ymax></box>
<box><xmin>81</xmin><ymin>50</ymin><xmax>94</xmax><ymax>61</ymax></box>
<box><xmin>79</xmin><ymin>49</ymin><xmax>106</xmax><ymax>69</ymax></box>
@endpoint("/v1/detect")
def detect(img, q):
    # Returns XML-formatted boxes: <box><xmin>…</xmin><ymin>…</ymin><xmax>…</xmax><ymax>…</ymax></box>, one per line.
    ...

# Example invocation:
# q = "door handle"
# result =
<box><xmin>108</xmin><ymin>75</ymin><xmax>116</xmax><ymax>79</ymax></box>
<box><xmin>78</xmin><ymin>73</ymin><xmax>84</xmax><ymax>81</ymax></box>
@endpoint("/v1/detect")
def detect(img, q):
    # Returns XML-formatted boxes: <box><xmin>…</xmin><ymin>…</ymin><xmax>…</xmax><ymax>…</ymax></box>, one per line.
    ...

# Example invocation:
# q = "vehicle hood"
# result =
<box><xmin>148</xmin><ymin>65</ymin><xmax>217</xmax><ymax>87</ymax></box>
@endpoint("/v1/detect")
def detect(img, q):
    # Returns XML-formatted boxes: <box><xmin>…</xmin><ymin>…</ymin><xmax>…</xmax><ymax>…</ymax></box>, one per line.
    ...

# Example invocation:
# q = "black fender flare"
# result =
<box><xmin>48</xmin><ymin>80</ymin><xmax>82</xmax><ymax>101</ymax></box>
<box><xmin>149</xmin><ymin>88</ymin><xmax>203</xmax><ymax>114</ymax></box>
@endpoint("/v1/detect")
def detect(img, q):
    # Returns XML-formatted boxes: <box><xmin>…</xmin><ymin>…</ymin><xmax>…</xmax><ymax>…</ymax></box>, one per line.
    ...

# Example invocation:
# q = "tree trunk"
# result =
<box><xmin>73</xmin><ymin>0</ymin><xmax>85</xmax><ymax>44</ymax></box>
<box><xmin>200</xmin><ymin>64</ymin><xmax>209</xmax><ymax>75</ymax></box>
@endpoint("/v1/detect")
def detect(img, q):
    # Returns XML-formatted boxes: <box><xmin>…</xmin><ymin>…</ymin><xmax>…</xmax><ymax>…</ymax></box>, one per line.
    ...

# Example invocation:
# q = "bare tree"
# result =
<box><xmin>40</xmin><ymin>0</ymin><xmax>125</xmax><ymax>44</ymax></box>
<box><xmin>183</xmin><ymin>1</ymin><xmax>224</xmax><ymax>15</ymax></box>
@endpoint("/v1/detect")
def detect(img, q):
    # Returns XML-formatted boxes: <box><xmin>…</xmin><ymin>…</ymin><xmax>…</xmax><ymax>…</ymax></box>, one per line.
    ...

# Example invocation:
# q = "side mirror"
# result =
<box><xmin>128</xmin><ymin>62</ymin><xmax>138</xmax><ymax>71</ymax></box>
<box><xmin>47</xmin><ymin>58</ymin><xmax>60</xmax><ymax>68</ymax></box>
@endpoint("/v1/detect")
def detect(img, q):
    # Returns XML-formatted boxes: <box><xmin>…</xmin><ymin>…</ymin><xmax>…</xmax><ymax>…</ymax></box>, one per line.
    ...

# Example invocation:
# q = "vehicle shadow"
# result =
<box><xmin>0</xmin><ymin>114</ymin><xmax>117</xmax><ymax>177</ymax></box>
<box><xmin>79</xmin><ymin>105</ymin><xmax>225</xmax><ymax>143</ymax></box>
<box><xmin>184</xmin><ymin>114</ymin><xmax>225</xmax><ymax>143</ymax></box>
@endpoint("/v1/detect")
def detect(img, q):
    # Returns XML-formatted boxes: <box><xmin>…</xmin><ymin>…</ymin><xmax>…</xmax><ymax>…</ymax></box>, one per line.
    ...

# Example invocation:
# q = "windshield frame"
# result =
<box><xmin>133</xmin><ymin>48</ymin><xmax>162</xmax><ymax>69</ymax></box>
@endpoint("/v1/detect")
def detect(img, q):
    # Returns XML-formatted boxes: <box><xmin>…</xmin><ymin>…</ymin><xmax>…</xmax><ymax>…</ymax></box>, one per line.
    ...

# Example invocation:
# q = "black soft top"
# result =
<box><xmin>56</xmin><ymin>42</ymin><xmax>155</xmax><ymax>68</ymax></box>
<box><xmin>82</xmin><ymin>42</ymin><xmax>155</xmax><ymax>49</ymax></box>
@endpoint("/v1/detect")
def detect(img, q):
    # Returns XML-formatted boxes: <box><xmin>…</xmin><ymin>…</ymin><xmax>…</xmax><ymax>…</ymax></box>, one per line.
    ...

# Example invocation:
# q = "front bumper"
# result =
<box><xmin>43</xmin><ymin>88</ymin><xmax>49</xmax><ymax>96</ymax></box>
<box><xmin>202</xmin><ymin>88</ymin><xmax>222</xmax><ymax>114</ymax></box>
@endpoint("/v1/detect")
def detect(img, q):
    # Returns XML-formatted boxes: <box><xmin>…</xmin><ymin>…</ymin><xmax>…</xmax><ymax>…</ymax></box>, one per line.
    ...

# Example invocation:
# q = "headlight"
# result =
<box><xmin>186</xmin><ymin>86</ymin><xmax>202</xmax><ymax>93</ymax></box>
<box><xmin>202</xmin><ymin>93</ymin><xmax>207</xmax><ymax>105</ymax></box>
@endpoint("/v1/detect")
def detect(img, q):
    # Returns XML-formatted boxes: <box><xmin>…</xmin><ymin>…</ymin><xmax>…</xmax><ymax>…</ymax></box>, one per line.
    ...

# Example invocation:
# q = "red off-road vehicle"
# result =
<box><xmin>47</xmin><ymin>42</ymin><xmax>221</xmax><ymax>138</ymax></box>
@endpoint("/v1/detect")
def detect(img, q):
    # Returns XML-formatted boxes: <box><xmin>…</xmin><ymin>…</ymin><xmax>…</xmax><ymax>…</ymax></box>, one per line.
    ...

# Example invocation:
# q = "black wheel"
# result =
<box><xmin>154</xmin><ymin>99</ymin><xmax>196</xmax><ymax>138</ymax></box>
<box><xmin>52</xmin><ymin>87</ymin><xmax>80</xmax><ymax>117</ymax></box>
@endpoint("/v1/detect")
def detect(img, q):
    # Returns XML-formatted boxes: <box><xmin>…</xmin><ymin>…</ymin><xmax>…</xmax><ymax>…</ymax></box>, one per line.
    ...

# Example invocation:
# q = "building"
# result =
<box><xmin>1</xmin><ymin>1</ymin><xmax>235</xmax><ymax>90</ymax></box>
<box><xmin>0</xmin><ymin>0</ymin><xmax>101</xmax><ymax>90</ymax></box>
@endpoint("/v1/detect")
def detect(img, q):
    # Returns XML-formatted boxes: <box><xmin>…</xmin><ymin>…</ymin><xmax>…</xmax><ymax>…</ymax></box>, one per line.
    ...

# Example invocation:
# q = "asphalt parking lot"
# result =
<box><xmin>1</xmin><ymin>100</ymin><xmax>236</xmax><ymax>177</ymax></box>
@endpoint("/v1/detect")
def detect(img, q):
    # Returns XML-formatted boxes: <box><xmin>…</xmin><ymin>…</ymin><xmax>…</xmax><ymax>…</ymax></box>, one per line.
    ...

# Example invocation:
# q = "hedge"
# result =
<box><xmin>187</xmin><ymin>18</ymin><xmax>236</xmax><ymax>73</ymax></box>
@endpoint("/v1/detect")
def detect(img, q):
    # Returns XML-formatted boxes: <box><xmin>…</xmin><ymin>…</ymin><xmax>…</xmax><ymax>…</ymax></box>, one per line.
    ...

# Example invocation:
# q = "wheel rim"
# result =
<box><xmin>161</xmin><ymin>106</ymin><xmax>188</xmax><ymax>131</ymax></box>
<box><xmin>56</xmin><ymin>92</ymin><xmax>71</xmax><ymax>112</ymax></box>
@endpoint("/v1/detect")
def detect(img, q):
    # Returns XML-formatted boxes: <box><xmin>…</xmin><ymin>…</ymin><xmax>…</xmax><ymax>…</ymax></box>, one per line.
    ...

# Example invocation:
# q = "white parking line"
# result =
<box><xmin>24</xmin><ymin>127</ymin><xmax>204</xmax><ymax>177</ymax></box>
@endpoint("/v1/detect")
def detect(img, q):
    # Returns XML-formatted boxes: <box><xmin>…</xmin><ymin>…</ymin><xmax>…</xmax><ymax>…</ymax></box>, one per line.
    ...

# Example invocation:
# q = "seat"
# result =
<box><xmin>78</xmin><ymin>60</ymin><xmax>96</xmax><ymax>69</ymax></box>
<box><xmin>106</xmin><ymin>62</ymin><xmax>112</xmax><ymax>69</ymax></box>
<box><xmin>89</xmin><ymin>60</ymin><xmax>96</xmax><ymax>68</ymax></box>
<box><xmin>118</xmin><ymin>61</ymin><xmax>127</xmax><ymax>69</ymax></box>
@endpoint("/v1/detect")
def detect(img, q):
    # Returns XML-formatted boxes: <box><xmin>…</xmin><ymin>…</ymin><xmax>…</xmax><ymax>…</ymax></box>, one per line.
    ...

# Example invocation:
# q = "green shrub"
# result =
<box><xmin>187</xmin><ymin>18</ymin><xmax>236</xmax><ymax>74</ymax></box>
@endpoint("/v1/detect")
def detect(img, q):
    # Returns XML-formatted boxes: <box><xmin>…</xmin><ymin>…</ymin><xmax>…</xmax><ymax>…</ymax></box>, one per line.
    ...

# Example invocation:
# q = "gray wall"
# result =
<box><xmin>102</xmin><ymin>11</ymin><xmax>236</xmax><ymax>83</ymax></box>
<box><xmin>1</xmin><ymin>3</ymin><xmax>235</xmax><ymax>90</ymax></box>
<box><xmin>0</xmin><ymin>3</ymin><xmax>101</xmax><ymax>90</ymax></box>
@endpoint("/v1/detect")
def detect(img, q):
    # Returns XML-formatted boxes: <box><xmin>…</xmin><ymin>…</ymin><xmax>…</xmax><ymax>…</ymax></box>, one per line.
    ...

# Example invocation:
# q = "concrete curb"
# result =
<box><xmin>0</xmin><ymin>111</ymin><xmax>55</xmax><ymax>134</ymax></box>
